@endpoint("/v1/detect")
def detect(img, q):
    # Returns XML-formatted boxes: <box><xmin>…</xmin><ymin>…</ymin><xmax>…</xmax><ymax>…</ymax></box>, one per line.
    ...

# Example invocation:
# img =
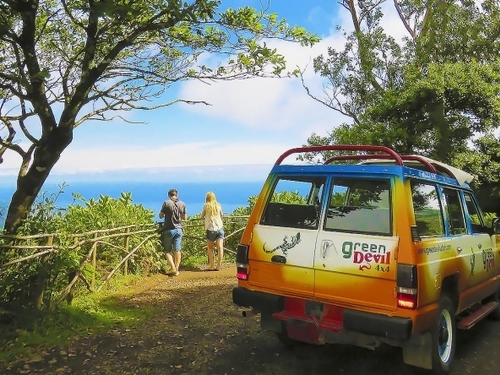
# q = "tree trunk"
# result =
<box><xmin>428</xmin><ymin>99</ymin><xmax>449</xmax><ymax>161</ymax></box>
<box><xmin>4</xmin><ymin>127</ymin><xmax>73</xmax><ymax>234</ymax></box>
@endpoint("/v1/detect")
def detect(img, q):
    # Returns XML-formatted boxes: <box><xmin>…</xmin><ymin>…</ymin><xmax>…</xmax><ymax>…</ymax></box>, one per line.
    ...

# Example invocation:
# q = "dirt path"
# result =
<box><xmin>3</xmin><ymin>266</ymin><xmax>500</xmax><ymax>375</ymax></box>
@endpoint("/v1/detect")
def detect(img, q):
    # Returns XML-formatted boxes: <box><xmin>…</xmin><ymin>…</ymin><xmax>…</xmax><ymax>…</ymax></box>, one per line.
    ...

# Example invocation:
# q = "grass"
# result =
<box><xmin>182</xmin><ymin>253</ymin><xmax>212</xmax><ymax>269</ymax></box>
<box><xmin>0</xmin><ymin>253</ymin><xmax>237</xmax><ymax>371</ymax></box>
<box><xmin>0</xmin><ymin>274</ymin><xmax>160</xmax><ymax>368</ymax></box>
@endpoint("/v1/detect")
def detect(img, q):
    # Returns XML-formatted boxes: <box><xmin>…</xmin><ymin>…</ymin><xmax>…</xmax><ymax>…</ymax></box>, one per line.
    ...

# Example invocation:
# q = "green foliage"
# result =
<box><xmin>0</xmin><ymin>0</ymin><xmax>319</xmax><ymax>233</ymax></box>
<box><xmin>361</xmin><ymin>62</ymin><xmax>500</xmax><ymax>159</ymax></box>
<box><xmin>329</xmin><ymin>192</ymin><xmax>346</xmax><ymax>206</ymax></box>
<box><xmin>0</xmin><ymin>187</ymin><xmax>252</xmax><ymax>310</ymax></box>
<box><xmin>0</xmin><ymin>275</ymin><xmax>159</xmax><ymax>368</ymax></box>
<box><xmin>483</xmin><ymin>212</ymin><xmax>498</xmax><ymax>228</ymax></box>
<box><xmin>301</xmin><ymin>0</ymin><xmax>500</xmax><ymax>210</ymax></box>
<box><xmin>271</xmin><ymin>191</ymin><xmax>307</xmax><ymax>204</ymax></box>
<box><xmin>453</xmin><ymin>133</ymin><xmax>500</xmax><ymax>213</ymax></box>
<box><xmin>0</xmin><ymin>186</ymin><xmax>70</xmax><ymax>309</ymax></box>
<box><xmin>0</xmin><ymin>188</ymin><xmax>161</xmax><ymax>310</ymax></box>
<box><xmin>15</xmin><ymin>185</ymin><xmax>68</xmax><ymax>235</ymax></box>
<box><xmin>65</xmin><ymin>192</ymin><xmax>155</xmax><ymax>230</ymax></box>
<box><xmin>230</xmin><ymin>195</ymin><xmax>258</xmax><ymax>217</ymax></box>
<box><xmin>415</xmin><ymin>210</ymin><xmax>445</xmax><ymax>236</ymax></box>
<box><xmin>61</xmin><ymin>191</ymin><xmax>161</xmax><ymax>279</ymax></box>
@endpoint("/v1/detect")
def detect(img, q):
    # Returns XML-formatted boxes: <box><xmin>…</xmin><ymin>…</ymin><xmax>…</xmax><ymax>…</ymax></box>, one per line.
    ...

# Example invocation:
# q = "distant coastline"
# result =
<box><xmin>0</xmin><ymin>180</ymin><xmax>263</xmax><ymax>226</ymax></box>
<box><xmin>0</xmin><ymin>163</ymin><xmax>272</xmax><ymax>185</ymax></box>
<box><xmin>0</xmin><ymin>164</ymin><xmax>272</xmax><ymax>227</ymax></box>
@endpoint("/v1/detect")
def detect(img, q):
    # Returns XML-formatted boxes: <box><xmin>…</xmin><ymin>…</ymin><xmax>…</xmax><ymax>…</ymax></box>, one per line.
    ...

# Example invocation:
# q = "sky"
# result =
<box><xmin>0</xmin><ymin>1</ymin><xmax>403</xmax><ymax>186</ymax></box>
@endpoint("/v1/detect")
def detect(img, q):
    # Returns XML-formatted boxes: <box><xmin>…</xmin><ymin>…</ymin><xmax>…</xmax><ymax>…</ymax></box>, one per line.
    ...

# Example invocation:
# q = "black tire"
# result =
<box><xmin>431</xmin><ymin>295</ymin><xmax>456</xmax><ymax>375</ymax></box>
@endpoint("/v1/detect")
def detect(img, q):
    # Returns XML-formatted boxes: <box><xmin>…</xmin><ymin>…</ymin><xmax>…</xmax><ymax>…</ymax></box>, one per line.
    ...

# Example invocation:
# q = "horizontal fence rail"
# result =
<box><xmin>0</xmin><ymin>215</ymin><xmax>249</xmax><ymax>309</ymax></box>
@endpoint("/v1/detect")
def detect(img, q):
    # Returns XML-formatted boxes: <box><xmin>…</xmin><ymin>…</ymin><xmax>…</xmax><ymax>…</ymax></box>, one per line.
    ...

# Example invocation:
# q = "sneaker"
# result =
<box><xmin>173</xmin><ymin>271</ymin><xmax>180</xmax><ymax>276</ymax></box>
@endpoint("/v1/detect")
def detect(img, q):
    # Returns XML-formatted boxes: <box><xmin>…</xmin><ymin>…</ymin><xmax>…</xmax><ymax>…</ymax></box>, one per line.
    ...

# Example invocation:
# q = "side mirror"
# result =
<box><xmin>493</xmin><ymin>217</ymin><xmax>500</xmax><ymax>234</ymax></box>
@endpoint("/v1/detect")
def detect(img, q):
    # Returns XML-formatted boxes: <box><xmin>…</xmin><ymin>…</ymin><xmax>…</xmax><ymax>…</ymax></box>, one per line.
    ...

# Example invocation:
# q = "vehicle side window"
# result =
<box><xmin>463</xmin><ymin>192</ymin><xmax>488</xmax><ymax>233</ymax></box>
<box><xmin>410</xmin><ymin>181</ymin><xmax>444</xmax><ymax>237</ymax></box>
<box><xmin>324</xmin><ymin>178</ymin><xmax>391</xmax><ymax>235</ymax></box>
<box><xmin>260</xmin><ymin>177</ymin><xmax>326</xmax><ymax>229</ymax></box>
<box><xmin>441</xmin><ymin>188</ymin><xmax>466</xmax><ymax>235</ymax></box>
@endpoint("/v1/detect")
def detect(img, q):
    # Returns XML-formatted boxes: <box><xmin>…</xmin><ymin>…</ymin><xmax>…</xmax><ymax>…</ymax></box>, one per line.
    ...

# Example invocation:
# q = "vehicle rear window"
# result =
<box><xmin>260</xmin><ymin>176</ymin><xmax>326</xmax><ymax>229</ymax></box>
<box><xmin>324</xmin><ymin>178</ymin><xmax>392</xmax><ymax>235</ymax></box>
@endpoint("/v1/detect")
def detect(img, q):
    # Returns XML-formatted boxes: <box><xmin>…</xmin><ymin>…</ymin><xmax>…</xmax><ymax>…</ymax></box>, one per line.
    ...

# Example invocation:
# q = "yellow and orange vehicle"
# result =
<box><xmin>232</xmin><ymin>145</ymin><xmax>500</xmax><ymax>374</ymax></box>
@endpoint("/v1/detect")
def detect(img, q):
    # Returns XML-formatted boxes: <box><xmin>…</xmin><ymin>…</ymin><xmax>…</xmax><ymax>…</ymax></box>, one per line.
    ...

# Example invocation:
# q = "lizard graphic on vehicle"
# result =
<box><xmin>263</xmin><ymin>233</ymin><xmax>301</xmax><ymax>256</ymax></box>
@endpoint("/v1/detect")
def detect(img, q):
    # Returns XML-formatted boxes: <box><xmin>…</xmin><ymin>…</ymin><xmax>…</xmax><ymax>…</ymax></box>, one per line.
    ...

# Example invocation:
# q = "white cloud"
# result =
<box><xmin>0</xmin><ymin>139</ymin><xmax>307</xmax><ymax>176</ymax></box>
<box><xmin>0</xmin><ymin>43</ymin><xmax>348</xmax><ymax>180</ymax></box>
<box><xmin>179</xmin><ymin>34</ymin><xmax>350</xmax><ymax>137</ymax></box>
<box><xmin>2</xmin><ymin>5</ymin><xmax>364</xmax><ymax>180</ymax></box>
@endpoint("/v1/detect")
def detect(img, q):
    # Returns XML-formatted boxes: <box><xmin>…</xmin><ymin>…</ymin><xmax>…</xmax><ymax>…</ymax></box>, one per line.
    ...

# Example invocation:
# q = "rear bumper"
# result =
<box><xmin>232</xmin><ymin>286</ymin><xmax>284</xmax><ymax>312</ymax></box>
<box><xmin>343</xmin><ymin>309</ymin><xmax>412</xmax><ymax>340</ymax></box>
<box><xmin>232</xmin><ymin>286</ymin><xmax>412</xmax><ymax>340</ymax></box>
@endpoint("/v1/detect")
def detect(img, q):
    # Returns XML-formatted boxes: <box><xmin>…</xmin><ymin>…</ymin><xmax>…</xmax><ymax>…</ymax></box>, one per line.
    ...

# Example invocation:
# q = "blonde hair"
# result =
<box><xmin>204</xmin><ymin>191</ymin><xmax>220</xmax><ymax>216</ymax></box>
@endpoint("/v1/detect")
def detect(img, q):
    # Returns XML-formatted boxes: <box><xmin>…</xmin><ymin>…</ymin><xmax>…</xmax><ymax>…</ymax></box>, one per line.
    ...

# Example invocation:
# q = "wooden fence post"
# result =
<box><xmin>91</xmin><ymin>233</ymin><xmax>98</xmax><ymax>291</ymax></box>
<box><xmin>65</xmin><ymin>237</ymin><xmax>79</xmax><ymax>305</ymax></box>
<box><xmin>124</xmin><ymin>227</ymin><xmax>130</xmax><ymax>276</ymax></box>
<box><xmin>33</xmin><ymin>235</ymin><xmax>53</xmax><ymax>310</ymax></box>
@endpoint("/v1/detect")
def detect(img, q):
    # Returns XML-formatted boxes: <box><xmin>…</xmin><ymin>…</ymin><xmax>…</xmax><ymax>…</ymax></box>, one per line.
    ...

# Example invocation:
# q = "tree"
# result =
<box><xmin>301</xmin><ymin>0</ymin><xmax>500</xmax><ymax>165</ymax></box>
<box><xmin>453</xmin><ymin>132</ymin><xmax>500</xmax><ymax>213</ymax></box>
<box><xmin>0</xmin><ymin>0</ymin><xmax>319</xmax><ymax>233</ymax></box>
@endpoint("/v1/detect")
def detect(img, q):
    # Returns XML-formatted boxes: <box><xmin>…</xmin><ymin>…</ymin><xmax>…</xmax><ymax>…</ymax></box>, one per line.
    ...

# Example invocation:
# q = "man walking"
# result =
<box><xmin>159</xmin><ymin>188</ymin><xmax>187</xmax><ymax>276</ymax></box>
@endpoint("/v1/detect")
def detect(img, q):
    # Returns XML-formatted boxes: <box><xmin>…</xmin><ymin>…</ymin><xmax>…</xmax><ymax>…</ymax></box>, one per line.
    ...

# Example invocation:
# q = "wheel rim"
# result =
<box><xmin>437</xmin><ymin>309</ymin><xmax>453</xmax><ymax>363</ymax></box>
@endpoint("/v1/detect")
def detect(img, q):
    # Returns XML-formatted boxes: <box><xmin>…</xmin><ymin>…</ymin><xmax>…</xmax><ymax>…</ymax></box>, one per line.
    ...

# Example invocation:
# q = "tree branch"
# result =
<box><xmin>300</xmin><ymin>68</ymin><xmax>359</xmax><ymax>124</ymax></box>
<box><xmin>393</xmin><ymin>0</ymin><xmax>415</xmax><ymax>38</ymax></box>
<box><xmin>345</xmin><ymin>0</ymin><xmax>383</xmax><ymax>93</ymax></box>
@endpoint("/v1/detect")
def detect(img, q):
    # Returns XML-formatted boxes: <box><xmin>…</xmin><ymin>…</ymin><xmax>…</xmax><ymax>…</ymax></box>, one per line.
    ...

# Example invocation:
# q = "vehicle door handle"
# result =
<box><xmin>271</xmin><ymin>255</ymin><xmax>287</xmax><ymax>264</ymax></box>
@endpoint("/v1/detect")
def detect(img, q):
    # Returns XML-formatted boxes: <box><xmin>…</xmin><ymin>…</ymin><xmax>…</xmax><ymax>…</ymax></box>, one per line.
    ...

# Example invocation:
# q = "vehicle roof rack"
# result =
<box><xmin>323</xmin><ymin>154</ymin><xmax>437</xmax><ymax>173</ymax></box>
<box><xmin>274</xmin><ymin>144</ymin><xmax>474</xmax><ymax>184</ymax></box>
<box><xmin>274</xmin><ymin>145</ymin><xmax>403</xmax><ymax>166</ymax></box>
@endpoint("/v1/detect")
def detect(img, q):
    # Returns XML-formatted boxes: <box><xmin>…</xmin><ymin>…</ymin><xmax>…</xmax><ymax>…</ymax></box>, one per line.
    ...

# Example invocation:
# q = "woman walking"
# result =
<box><xmin>200</xmin><ymin>191</ymin><xmax>224</xmax><ymax>271</ymax></box>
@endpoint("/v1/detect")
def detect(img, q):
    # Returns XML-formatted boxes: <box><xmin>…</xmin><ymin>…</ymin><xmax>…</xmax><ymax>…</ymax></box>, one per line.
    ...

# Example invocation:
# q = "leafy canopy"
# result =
<box><xmin>302</xmin><ymin>0</ymin><xmax>500</xmax><ymax>160</ymax></box>
<box><xmin>300</xmin><ymin>0</ymin><xmax>500</xmax><ymax>211</ymax></box>
<box><xmin>0</xmin><ymin>0</ymin><xmax>319</xmax><ymax>232</ymax></box>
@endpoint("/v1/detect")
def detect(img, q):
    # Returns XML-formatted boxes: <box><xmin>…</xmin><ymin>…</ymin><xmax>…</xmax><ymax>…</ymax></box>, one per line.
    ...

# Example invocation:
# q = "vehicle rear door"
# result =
<box><xmin>314</xmin><ymin>176</ymin><xmax>399</xmax><ymax>312</ymax></box>
<box><xmin>247</xmin><ymin>175</ymin><xmax>326</xmax><ymax>298</ymax></box>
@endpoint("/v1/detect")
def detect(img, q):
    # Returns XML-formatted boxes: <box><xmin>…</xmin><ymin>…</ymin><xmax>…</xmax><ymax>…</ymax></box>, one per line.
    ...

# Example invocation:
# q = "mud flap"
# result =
<box><xmin>286</xmin><ymin>319</ymin><xmax>324</xmax><ymax>345</ymax></box>
<box><xmin>402</xmin><ymin>332</ymin><xmax>432</xmax><ymax>370</ymax></box>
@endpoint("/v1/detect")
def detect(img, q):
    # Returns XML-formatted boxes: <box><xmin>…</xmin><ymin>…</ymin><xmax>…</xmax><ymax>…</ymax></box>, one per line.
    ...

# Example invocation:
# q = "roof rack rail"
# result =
<box><xmin>275</xmin><ymin>144</ymin><xmax>473</xmax><ymax>185</ymax></box>
<box><xmin>323</xmin><ymin>154</ymin><xmax>437</xmax><ymax>173</ymax></box>
<box><xmin>274</xmin><ymin>145</ymin><xmax>404</xmax><ymax>166</ymax></box>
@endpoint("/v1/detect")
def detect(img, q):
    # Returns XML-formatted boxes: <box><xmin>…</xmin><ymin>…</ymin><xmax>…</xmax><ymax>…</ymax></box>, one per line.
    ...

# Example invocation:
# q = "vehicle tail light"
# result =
<box><xmin>236</xmin><ymin>244</ymin><xmax>249</xmax><ymax>280</ymax></box>
<box><xmin>397</xmin><ymin>287</ymin><xmax>417</xmax><ymax>309</ymax></box>
<box><xmin>397</xmin><ymin>264</ymin><xmax>417</xmax><ymax>310</ymax></box>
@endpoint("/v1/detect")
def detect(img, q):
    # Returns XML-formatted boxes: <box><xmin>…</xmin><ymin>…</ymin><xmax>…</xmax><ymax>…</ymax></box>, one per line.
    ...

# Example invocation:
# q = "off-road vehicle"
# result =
<box><xmin>233</xmin><ymin>145</ymin><xmax>500</xmax><ymax>374</ymax></box>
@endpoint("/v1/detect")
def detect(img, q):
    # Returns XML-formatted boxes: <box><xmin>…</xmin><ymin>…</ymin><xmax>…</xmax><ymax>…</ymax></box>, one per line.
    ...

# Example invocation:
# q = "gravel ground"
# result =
<box><xmin>3</xmin><ymin>265</ymin><xmax>500</xmax><ymax>375</ymax></box>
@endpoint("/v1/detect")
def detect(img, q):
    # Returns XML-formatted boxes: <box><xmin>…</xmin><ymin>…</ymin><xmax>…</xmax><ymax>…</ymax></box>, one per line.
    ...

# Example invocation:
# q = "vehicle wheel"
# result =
<box><xmin>488</xmin><ymin>288</ymin><xmax>500</xmax><ymax>321</ymax></box>
<box><xmin>431</xmin><ymin>295</ymin><xmax>456</xmax><ymax>375</ymax></box>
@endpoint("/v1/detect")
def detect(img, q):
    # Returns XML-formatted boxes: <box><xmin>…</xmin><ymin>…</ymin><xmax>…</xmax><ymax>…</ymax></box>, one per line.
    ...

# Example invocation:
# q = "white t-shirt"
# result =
<box><xmin>201</xmin><ymin>204</ymin><xmax>223</xmax><ymax>231</ymax></box>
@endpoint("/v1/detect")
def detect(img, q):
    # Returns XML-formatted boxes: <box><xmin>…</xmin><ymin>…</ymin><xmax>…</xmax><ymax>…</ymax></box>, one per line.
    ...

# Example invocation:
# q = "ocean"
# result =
<box><xmin>0</xmin><ymin>180</ymin><xmax>264</xmax><ymax>225</ymax></box>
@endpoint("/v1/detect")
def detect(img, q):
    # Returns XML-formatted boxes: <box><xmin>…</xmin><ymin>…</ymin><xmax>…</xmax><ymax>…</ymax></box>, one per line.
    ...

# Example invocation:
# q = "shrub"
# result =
<box><xmin>0</xmin><ymin>188</ymin><xmax>252</xmax><ymax>311</ymax></box>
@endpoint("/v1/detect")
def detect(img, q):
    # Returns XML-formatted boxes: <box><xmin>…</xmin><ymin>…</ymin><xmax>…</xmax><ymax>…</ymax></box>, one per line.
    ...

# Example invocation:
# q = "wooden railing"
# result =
<box><xmin>0</xmin><ymin>215</ymin><xmax>249</xmax><ymax>308</ymax></box>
